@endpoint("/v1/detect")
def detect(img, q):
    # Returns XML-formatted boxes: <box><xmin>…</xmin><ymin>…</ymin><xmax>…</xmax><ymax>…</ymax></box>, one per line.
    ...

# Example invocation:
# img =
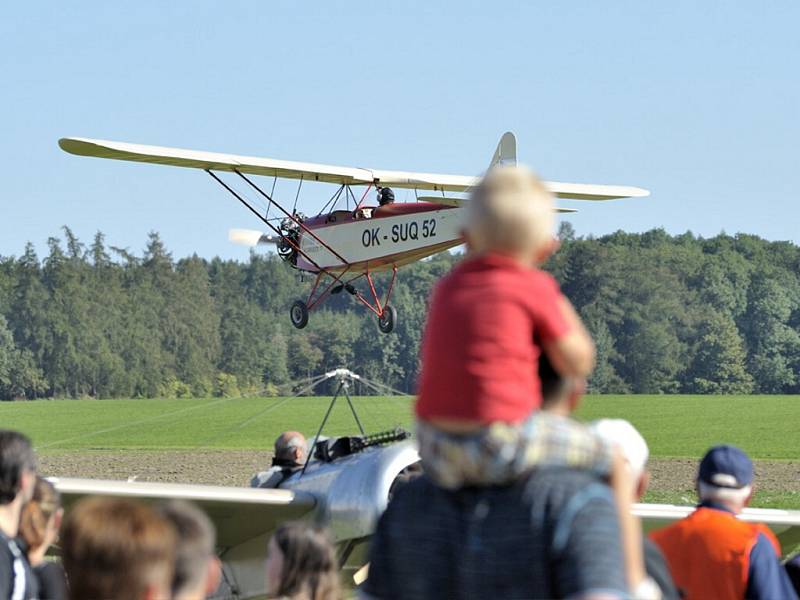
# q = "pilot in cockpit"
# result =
<box><xmin>355</xmin><ymin>187</ymin><xmax>395</xmax><ymax>220</ymax></box>
<box><xmin>378</xmin><ymin>187</ymin><xmax>395</xmax><ymax>206</ymax></box>
<box><xmin>250</xmin><ymin>431</ymin><xmax>307</xmax><ymax>489</ymax></box>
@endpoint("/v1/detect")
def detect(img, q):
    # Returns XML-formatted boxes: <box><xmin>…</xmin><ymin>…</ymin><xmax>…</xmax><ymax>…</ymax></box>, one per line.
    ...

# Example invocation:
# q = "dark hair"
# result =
<box><xmin>61</xmin><ymin>497</ymin><xmax>176</xmax><ymax>600</ymax></box>
<box><xmin>538</xmin><ymin>353</ymin><xmax>572</xmax><ymax>408</ymax></box>
<box><xmin>0</xmin><ymin>430</ymin><xmax>36</xmax><ymax>504</ymax></box>
<box><xmin>270</xmin><ymin>522</ymin><xmax>341</xmax><ymax>600</ymax></box>
<box><xmin>19</xmin><ymin>476</ymin><xmax>60</xmax><ymax>550</ymax></box>
<box><xmin>157</xmin><ymin>500</ymin><xmax>216</xmax><ymax>597</ymax></box>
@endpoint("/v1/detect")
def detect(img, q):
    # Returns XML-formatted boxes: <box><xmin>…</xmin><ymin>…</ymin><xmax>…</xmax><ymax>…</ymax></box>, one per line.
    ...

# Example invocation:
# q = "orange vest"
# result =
<box><xmin>650</xmin><ymin>507</ymin><xmax>781</xmax><ymax>600</ymax></box>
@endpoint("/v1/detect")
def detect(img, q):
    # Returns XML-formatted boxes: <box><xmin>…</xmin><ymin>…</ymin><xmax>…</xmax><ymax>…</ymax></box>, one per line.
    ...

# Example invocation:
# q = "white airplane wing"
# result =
<box><xmin>635</xmin><ymin>503</ymin><xmax>800</xmax><ymax>556</ymax></box>
<box><xmin>58</xmin><ymin>137</ymin><xmax>649</xmax><ymax>201</ymax></box>
<box><xmin>416</xmin><ymin>196</ymin><xmax>578</xmax><ymax>213</ymax></box>
<box><xmin>51</xmin><ymin>477</ymin><xmax>317</xmax><ymax>549</ymax></box>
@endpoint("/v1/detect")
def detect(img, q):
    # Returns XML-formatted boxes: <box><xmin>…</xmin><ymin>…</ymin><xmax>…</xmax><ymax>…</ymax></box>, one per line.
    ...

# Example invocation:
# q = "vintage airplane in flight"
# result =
<box><xmin>59</xmin><ymin>132</ymin><xmax>649</xmax><ymax>333</ymax></box>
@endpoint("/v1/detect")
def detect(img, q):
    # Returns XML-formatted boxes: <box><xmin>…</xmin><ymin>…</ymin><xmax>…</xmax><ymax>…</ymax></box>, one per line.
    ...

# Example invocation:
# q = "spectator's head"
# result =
<box><xmin>274</xmin><ymin>432</ymin><xmax>307</xmax><ymax>467</ymax></box>
<box><xmin>590</xmin><ymin>419</ymin><xmax>650</xmax><ymax>500</ymax></box>
<box><xmin>157</xmin><ymin>500</ymin><xmax>221</xmax><ymax>600</ymax></box>
<box><xmin>0</xmin><ymin>430</ymin><xmax>37</xmax><ymax>511</ymax></box>
<box><xmin>19</xmin><ymin>476</ymin><xmax>62</xmax><ymax>555</ymax></box>
<box><xmin>696</xmin><ymin>445</ymin><xmax>754</xmax><ymax>513</ymax></box>
<box><xmin>265</xmin><ymin>522</ymin><xmax>340</xmax><ymax>600</ymax></box>
<box><xmin>62</xmin><ymin>496</ymin><xmax>176</xmax><ymax>600</ymax></box>
<box><xmin>465</xmin><ymin>164</ymin><xmax>555</xmax><ymax>264</ymax></box>
<box><xmin>539</xmin><ymin>353</ymin><xmax>585</xmax><ymax>415</ymax></box>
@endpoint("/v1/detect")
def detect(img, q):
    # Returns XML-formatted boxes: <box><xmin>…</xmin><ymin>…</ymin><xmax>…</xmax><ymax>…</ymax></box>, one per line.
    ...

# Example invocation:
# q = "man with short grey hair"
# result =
<box><xmin>650</xmin><ymin>445</ymin><xmax>797</xmax><ymax>600</ymax></box>
<box><xmin>250</xmin><ymin>431</ymin><xmax>307</xmax><ymax>488</ymax></box>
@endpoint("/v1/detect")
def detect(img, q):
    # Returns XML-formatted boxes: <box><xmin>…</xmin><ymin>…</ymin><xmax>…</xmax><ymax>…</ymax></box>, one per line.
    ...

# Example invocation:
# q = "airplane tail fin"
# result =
<box><xmin>488</xmin><ymin>131</ymin><xmax>517</xmax><ymax>169</ymax></box>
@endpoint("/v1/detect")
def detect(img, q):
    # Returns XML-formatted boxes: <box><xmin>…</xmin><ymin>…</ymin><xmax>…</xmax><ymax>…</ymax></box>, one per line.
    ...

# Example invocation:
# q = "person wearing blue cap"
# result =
<box><xmin>650</xmin><ymin>445</ymin><xmax>797</xmax><ymax>600</ymax></box>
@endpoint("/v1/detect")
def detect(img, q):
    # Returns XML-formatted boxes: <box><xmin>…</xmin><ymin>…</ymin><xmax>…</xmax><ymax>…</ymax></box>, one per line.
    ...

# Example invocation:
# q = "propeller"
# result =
<box><xmin>228</xmin><ymin>229</ymin><xmax>280</xmax><ymax>247</ymax></box>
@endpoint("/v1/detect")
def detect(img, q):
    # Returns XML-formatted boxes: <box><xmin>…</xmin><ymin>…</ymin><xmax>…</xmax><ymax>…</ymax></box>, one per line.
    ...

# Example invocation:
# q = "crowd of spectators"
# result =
<box><xmin>0</xmin><ymin>430</ymin><xmax>341</xmax><ymax>600</ymax></box>
<box><xmin>1</xmin><ymin>165</ymin><xmax>799</xmax><ymax>599</ymax></box>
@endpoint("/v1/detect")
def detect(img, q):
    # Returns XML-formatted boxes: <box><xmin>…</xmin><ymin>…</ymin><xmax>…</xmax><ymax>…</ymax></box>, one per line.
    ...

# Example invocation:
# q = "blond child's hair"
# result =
<box><xmin>466</xmin><ymin>164</ymin><xmax>554</xmax><ymax>258</ymax></box>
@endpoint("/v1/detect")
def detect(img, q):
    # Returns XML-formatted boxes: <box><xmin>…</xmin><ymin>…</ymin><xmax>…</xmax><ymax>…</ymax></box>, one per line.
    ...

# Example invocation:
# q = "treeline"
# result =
<box><xmin>0</xmin><ymin>225</ymin><xmax>798</xmax><ymax>400</ymax></box>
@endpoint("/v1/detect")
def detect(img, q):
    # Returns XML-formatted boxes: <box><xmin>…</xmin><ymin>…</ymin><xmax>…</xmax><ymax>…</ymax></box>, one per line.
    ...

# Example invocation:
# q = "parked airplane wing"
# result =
<box><xmin>51</xmin><ymin>477</ymin><xmax>317</xmax><ymax>549</ymax></box>
<box><xmin>635</xmin><ymin>503</ymin><xmax>800</xmax><ymax>556</ymax></box>
<box><xmin>59</xmin><ymin>136</ymin><xmax>649</xmax><ymax>200</ymax></box>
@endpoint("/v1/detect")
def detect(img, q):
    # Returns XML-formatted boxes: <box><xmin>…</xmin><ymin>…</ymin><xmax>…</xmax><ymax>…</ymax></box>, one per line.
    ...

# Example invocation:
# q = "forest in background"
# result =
<box><xmin>0</xmin><ymin>223</ymin><xmax>798</xmax><ymax>400</ymax></box>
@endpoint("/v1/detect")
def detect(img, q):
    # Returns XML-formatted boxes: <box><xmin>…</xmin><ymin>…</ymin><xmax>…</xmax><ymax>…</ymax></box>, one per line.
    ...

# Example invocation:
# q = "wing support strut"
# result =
<box><xmin>233</xmin><ymin>170</ymin><xmax>350</xmax><ymax>267</ymax></box>
<box><xmin>206</xmin><ymin>170</ymin><xmax>396</xmax><ymax>325</ymax></box>
<box><xmin>206</xmin><ymin>170</ymin><xmax>358</xmax><ymax>308</ymax></box>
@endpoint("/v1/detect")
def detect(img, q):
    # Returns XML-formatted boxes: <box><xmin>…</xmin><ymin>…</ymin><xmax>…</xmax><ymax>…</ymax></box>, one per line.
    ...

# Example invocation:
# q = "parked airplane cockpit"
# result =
<box><xmin>311</xmin><ymin>428</ymin><xmax>411</xmax><ymax>463</ymax></box>
<box><xmin>278</xmin><ymin>428</ymin><xmax>421</xmax><ymax>579</ymax></box>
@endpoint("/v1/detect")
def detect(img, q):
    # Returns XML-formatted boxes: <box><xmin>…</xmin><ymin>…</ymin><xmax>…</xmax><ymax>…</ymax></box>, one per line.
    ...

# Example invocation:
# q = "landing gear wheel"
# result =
<box><xmin>290</xmin><ymin>300</ymin><xmax>309</xmax><ymax>329</ymax></box>
<box><xmin>378</xmin><ymin>305</ymin><xmax>397</xmax><ymax>334</ymax></box>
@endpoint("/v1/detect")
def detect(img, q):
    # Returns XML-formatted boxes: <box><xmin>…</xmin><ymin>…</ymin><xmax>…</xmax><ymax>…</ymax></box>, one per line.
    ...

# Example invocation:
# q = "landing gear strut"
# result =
<box><xmin>290</xmin><ymin>267</ymin><xmax>398</xmax><ymax>332</ymax></box>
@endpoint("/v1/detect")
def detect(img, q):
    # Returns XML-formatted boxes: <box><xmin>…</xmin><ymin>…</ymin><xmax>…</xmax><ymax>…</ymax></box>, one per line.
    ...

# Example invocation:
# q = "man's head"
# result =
<box><xmin>274</xmin><ymin>431</ymin><xmax>306</xmax><ymax>467</ymax></box>
<box><xmin>696</xmin><ymin>444</ymin><xmax>754</xmax><ymax>513</ymax></box>
<box><xmin>0</xmin><ymin>430</ymin><xmax>36</xmax><ymax>507</ymax></box>
<box><xmin>157</xmin><ymin>500</ymin><xmax>221</xmax><ymax>600</ymax></box>
<box><xmin>465</xmin><ymin>164</ymin><xmax>555</xmax><ymax>262</ymax></box>
<box><xmin>539</xmin><ymin>353</ymin><xmax>584</xmax><ymax>415</ymax></box>
<box><xmin>378</xmin><ymin>187</ymin><xmax>395</xmax><ymax>206</ymax></box>
<box><xmin>62</xmin><ymin>496</ymin><xmax>177</xmax><ymax>600</ymax></box>
<box><xmin>590</xmin><ymin>419</ymin><xmax>650</xmax><ymax>501</ymax></box>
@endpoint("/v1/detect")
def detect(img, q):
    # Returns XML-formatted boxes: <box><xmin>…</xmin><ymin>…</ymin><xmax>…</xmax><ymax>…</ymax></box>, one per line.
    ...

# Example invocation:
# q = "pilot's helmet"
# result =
<box><xmin>378</xmin><ymin>187</ymin><xmax>395</xmax><ymax>206</ymax></box>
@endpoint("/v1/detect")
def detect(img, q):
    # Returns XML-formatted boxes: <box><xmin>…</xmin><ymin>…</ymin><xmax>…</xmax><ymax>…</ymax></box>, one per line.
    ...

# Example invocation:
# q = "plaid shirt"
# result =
<box><xmin>417</xmin><ymin>412</ymin><xmax>612</xmax><ymax>490</ymax></box>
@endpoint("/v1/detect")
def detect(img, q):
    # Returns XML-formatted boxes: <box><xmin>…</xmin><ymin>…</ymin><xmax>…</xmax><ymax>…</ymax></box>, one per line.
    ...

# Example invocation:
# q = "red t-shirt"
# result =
<box><xmin>415</xmin><ymin>253</ymin><xmax>570</xmax><ymax>424</ymax></box>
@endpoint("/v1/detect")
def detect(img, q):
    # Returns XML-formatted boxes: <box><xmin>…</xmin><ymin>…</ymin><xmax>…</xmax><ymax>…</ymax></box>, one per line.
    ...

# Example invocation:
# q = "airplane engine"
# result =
<box><xmin>276</xmin><ymin>215</ymin><xmax>302</xmax><ymax>267</ymax></box>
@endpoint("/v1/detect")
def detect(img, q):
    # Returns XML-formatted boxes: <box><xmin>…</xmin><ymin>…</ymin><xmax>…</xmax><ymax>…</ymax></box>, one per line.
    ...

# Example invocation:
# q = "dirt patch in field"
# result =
<box><xmin>648</xmin><ymin>458</ymin><xmax>800</xmax><ymax>494</ymax></box>
<box><xmin>39</xmin><ymin>451</ymin><xmax>272</xmax><ymax>487</ymax></box>
<box><xmin>38</xmin><ymin>453</ymin><xmax>800</xmax><ymax>493</ymax></box>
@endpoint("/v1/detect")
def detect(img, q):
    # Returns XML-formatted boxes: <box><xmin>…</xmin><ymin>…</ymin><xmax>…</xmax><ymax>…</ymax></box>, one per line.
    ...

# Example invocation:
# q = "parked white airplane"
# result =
<box><xmin>52</xmin><ymin>447</ymin><xmax>800</xmax><ymax>599</ymax></box>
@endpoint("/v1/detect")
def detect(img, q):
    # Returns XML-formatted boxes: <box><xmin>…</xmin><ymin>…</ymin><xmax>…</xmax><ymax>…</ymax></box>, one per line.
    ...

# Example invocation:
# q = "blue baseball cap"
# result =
<box><xmin>698</xmin><ymin>445</ymin><xmax>753</xmax><ymax>489</ymax></box>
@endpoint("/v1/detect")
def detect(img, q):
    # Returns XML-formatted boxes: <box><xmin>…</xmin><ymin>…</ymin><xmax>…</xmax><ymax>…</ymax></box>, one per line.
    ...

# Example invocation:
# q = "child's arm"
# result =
<box><xmin>543</xmin><ymin>296</ymin><xmax>595</xmax><ymax>378</ymax></box>
<box><xmin>524</xmin><ymin>418</ymin><xmax>648</xmax><ymax>595</ymax></box>
<box><xmin>609</xmin><ymin>449</ymin><xmax>649</xmax><ymax>596</ymax></box>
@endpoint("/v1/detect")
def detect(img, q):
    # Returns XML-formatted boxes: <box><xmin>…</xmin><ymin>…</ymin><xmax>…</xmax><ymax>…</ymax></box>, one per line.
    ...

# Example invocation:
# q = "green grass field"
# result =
<box><xmin>2</xmin><ymin>394</ymin><xmax>798</xmax><ymax>458</ymax></box>
<box><xmin>2</xmin><ymin>394</ymin><xmax>799</xmax><ymax>509</ymax></box>
<box><xmin>574</xmin><ymin>395</ymin><xmax>800</xmax><ymax>460</ymax></box>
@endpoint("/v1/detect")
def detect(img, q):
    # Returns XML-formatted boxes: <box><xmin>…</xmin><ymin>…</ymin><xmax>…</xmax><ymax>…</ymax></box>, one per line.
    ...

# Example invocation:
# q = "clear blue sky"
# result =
<box><xmin>2</xmin><ymin>2</ymin><xmax>799</xmax><ymax>261</ymax></box>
